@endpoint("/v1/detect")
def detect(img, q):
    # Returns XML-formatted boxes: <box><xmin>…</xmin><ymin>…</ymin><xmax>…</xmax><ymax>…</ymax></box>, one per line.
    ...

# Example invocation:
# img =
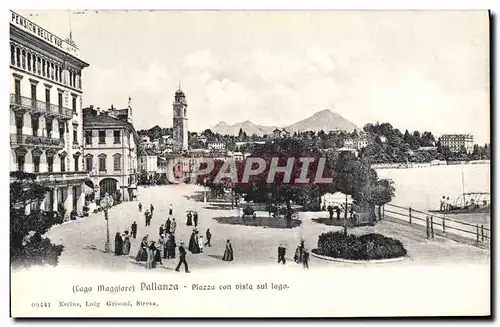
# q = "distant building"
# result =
<box><xmin>83</xmin><ymin>107</ymin><xmax>139</xmax><ymax>201</ymax></box>
<box><xmin>344</xmin><ymin>138</ymin><xmax>354</xmax><ymax>149</ymax></box>
<box><xmin>440</xmin><ymin>134</ymin><xmax>474</xmax><ymax>154</ymax></box>
<box><xmin>208</xmin><ymin>141</ymin><xmax>226</xmax><ymax>151</ymax></box>
<box><xmin>418</xmin><ymin>146</ymin><xmax>438</xmax><ymax>152</ymax></box>
<box><xmin>273</xmin><ymin>128</ymin><xmax>290</xmax><ymax>138</ymax></box>
<box><xmin>354</xmin><ymin>133</ymin><xmax>368</xmax><ymax>150</ymax></box>
<box><xmin>138</xmin><ymin>148</ymin><xmax>158</xmax><ymax>175</ymax></box>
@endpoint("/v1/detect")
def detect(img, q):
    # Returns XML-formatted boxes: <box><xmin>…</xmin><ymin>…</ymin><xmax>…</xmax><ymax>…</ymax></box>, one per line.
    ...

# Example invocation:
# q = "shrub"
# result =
<box><xmin>315</xmin><ymin>231</ymin><xmax>407</xmax><ymax>260</ymax></box>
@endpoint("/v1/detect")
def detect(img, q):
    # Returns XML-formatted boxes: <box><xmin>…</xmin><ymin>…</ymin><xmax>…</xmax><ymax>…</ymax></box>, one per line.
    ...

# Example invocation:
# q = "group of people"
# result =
<box><xmin>114</xmin><ymin>230</ymin><xmax>132</xmax><ymax>256</ymax></box>
<box><xmin>186</xmin><ymin>210</ymin><xmax>199</xmax><ymax>227</ymax></box>
<box><xmin>113</xmin><ymin>200</ymin><xmax>316</xmax><ymax>272</ymax></box>
<box><xmin>277</xmin><ymin>241</ymin><xmax>309</xmax><ymax>269</ymax></box>
<box><xmin>134</xmin><ymin>233</ymin><xmax>179</xmax><ymax>269</ymax></box>
<box><xmin>439</xmin><ymin>196</ymin><xmax>453</xmax><ymax>211</ymax></box>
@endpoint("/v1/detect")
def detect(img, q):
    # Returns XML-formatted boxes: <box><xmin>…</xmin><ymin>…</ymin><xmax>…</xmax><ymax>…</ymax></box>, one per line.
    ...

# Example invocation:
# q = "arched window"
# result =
<box><xmin>10</xmin><ymin>44</ymin><xmax>15</xmax><ymax>65</ymax></box>
<box><xmin>16</xmin><ymin>48</ymin><xmax>21</xmax><ymax>68</ymax></box>
<box><xmin>113</xmin><ymin>153</ymin><xmax>122</xmax><ymax>171</ymax></box>
<box><xmin>42</xmin><ymin>59</ymin><xmax>46</xmax><ymax>77</ymax></box>
<box><xmin>73</xmin><ymin>152</ymin><xmax>81</xmax><ymax>172</ymax></box>
<box><xmin>21</xmin><ymin>49</ymin><xmax>26</xmax><ymax>69</ymax></box>
<box><xmin>27</xmin><ymin>53</ymin><xmax>31</xmax><ymax>71</ymax></box>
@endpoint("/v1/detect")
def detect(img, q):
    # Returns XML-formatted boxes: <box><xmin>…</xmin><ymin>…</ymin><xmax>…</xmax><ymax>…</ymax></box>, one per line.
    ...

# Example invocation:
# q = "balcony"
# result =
<box><xmin>36</xmin><ymin>171</ymin><xmax>90</xmax><ymax>184</ymax></box>
<box><xmin>10</xmin><ymin>133</ymin><xmax>64</xmax><ymax>150</ymax></box>
<box><xmin>10</xmin><ymin>94</ymin><xmax>73</xmax><ymax>120</ymax></box>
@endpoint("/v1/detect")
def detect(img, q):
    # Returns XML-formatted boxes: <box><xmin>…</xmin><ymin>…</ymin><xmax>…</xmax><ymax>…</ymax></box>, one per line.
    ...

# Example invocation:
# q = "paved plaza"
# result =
<box><xmin>44</xmin><ymin>184</ymin><xmax>490</xmax><ymax>272</ymax></box>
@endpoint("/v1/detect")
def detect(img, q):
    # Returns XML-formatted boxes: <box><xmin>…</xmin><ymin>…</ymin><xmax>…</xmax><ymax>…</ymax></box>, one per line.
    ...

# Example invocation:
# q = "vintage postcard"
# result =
<box><xmin>9</xmin><ymin>10</ymin><xmax>490</xmax><ymax>317</ymax></box>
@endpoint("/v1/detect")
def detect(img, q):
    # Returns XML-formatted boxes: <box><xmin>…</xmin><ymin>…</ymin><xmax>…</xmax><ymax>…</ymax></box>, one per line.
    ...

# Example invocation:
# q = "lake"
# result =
<box><xmin>376</xmin><ymin>164</ymin><xmax>491</xmax><ymax>212</ymax></box>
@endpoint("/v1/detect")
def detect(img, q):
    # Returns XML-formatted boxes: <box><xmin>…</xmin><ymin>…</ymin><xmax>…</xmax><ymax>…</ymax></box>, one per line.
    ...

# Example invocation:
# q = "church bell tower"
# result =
<box><xmin>172</xmin><ymin>87</ymin><xmax>188</xmax><ymax>152</ymax></box>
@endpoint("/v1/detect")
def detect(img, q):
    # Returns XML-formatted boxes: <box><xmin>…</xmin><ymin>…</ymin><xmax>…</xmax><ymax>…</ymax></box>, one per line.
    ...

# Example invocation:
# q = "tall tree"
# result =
<box><xmin>10</xmin><ymin>172</ymin><xmax>64</xmax><ymax>268</ymax></box>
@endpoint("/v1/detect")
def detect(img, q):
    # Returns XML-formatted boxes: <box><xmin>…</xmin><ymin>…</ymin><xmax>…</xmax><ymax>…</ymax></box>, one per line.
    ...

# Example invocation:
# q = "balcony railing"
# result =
<box><xmin>10</xmin><ymin>94</ymin><xmax>73</xmax><ymax>119</ymax></box>
<box><xmin>36</xmin><ymin>171</ymin><xmax>90</xmax><ymax>183</ymax></box>
<box><xmin>10</xmin><ymin>133</ymin><xmax>64</xmax><ymax>149</ymax></box>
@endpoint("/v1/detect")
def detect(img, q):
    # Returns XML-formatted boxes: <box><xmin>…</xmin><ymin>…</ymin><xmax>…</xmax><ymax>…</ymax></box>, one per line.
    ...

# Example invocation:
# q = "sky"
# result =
<box><xmin>18</xmin><ymin>10</ymin><xmax>490</xmax><ymax>144</ymax></box>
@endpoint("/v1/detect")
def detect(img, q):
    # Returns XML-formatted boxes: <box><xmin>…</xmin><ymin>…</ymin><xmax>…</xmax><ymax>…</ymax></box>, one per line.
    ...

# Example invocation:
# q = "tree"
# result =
<box><xmin>10</xmin><ymin>171</ymin><xmax>64</xmax><ymax>268</ymax></box>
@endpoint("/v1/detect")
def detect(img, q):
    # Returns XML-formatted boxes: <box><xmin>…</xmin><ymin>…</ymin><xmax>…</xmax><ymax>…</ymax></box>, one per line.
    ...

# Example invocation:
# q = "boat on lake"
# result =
<box><xmin>429</xmin><ymin>192</ymin><xmax>490</xmax><ymax>215</ymax></box>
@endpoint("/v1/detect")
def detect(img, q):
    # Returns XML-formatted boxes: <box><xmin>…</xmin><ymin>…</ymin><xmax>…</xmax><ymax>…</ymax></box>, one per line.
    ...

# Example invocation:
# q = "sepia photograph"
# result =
<box><xmin>8</xmin><ymin>8</ymin><xmax>491</xmax><ymax>318</ymax></box>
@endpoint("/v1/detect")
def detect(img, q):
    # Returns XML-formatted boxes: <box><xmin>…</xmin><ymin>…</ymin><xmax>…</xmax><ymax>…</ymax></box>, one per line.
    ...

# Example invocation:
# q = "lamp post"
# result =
<box><xmin>101</xmin><ymin>193</ymin><xmax>112</xmax><ymax>253</ymax></box>
<box><xmin>203</xmin><ymin>178</ymin><xmax>207</xmax><ymax>203</ymax></box>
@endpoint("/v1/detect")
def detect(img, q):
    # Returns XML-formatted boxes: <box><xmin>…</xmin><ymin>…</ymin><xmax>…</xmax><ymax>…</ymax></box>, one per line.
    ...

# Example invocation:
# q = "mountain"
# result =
<box><xmin>210</xmin><ymin>109</ymin><xmax>358</xmax><ymax>136</ymax></box>
<box><xmin>285</xmin><ymin>109</ymin><xmax>358</xmax><ymax>133</ymax></box>
<box><xmin>211</xmin><ymin>120</ymin><xmax>275</xmax><ymax>136</ymax></box>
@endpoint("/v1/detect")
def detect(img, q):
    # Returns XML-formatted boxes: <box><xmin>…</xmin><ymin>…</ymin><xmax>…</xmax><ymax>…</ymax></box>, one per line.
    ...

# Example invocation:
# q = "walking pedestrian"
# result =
<box><xmin>302</xmin><ymin>249</ymin><xmax>310</xmax><ymax>269</ymax></box>
<box><xmin>138</xmin><ymin>202</ymin><xmax>142</xmax><ymax>212</ymax></box>
<box><xmin>165</xmin><ymin>218</ymin><xmax>171</xmax><ymax>234</ymax></box>
<box><xmin>158</xmin><ymin>234</ymin><xmax>165</xmax><ymax>260</ymax></box>
<box><xmin>146</xmin><ymin>241</ymin><xmax>157</xmax><ymax>269</ymax></box>
<box><xmin>205</xmin><ymin>229</ymin><xmax>212</xmax><ymax>247</ymax></box>
<box><xmin>159</xmin><ymin>224</ymin><xmax>164</xmax><ymax>237</ymax></box>
<box><xmin>169</xmin><ymin>204</ymin><xmax>173</xmax><ymax>216</ymax></box>
<box><xmin>171</xmin><ymin>218</ymin><xmax>177</xmax><ymax>234</ymax></box>
<box><xmin>186</xmin><ymin>211</ymin><xmax>193</xmax><ymax>226</ymax></box>
<box><xmin>135</xmin><ymin>236</ymin><xmax>148</xmax><ymax>262</ymax></box>
<box><xmin>222</xmin><ymin>239</ymin><xmax>234</xmax><ymax>261</ymax></box>
<box><xmin>193</xmin><ymin>211</ymin><xmax>199</xmax><ymax>227</ymax></box>
<box><xmin>131</xmin><ymin>221</ymin><xmax>137</xmax><ymax>239</ymax></box>
<box><xmin>122</xmin><ymin>231</ymin><xmax>131</xmax><ymax>255</ymax></box>
<box><xmin>278</xmin><ymin>244</ymin><xmax>286</xmax><ymax>264</ymax></box>
<box><xmin>114</xmin><ymin>232</ymin><xmax>123</xmax><ymax>256</ymax></box>
<box><xmin>175</xmin><ymin>242</ymin><xmax>190</xmax><ymax>273</ymax></box>
<box><xmin>198</xmin><ymin>235</ymin><xmax>204</xmax><ymax>253</ymax></box>
<box><xmin>150</xmin><ymin>204</ymin><xmax>155</xmax><ymax>218</ymax></box>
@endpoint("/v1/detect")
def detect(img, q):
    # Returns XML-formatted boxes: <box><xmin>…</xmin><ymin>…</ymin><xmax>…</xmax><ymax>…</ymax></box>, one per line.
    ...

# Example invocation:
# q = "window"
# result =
<box><xmin>31</xmin><ymin>115</ymin><xmax>39</xmax><ymax>137</ymax></box>
<box><xmin>85</xmin><ymin>155</ymin><xmax>93</xmax><ymax>171</ymax></box>
<box><xmin>10</xmin><ymin>44</ymin><xmax>15</xmax><ymax>65</ymax></box>
<box><xmin>73</xmin><ymin>129</ymin><xmax>78</xmax><ymax>144</ymax></box>
<box><xmin>14</xmin><ymin>79</ymin><xmax>21</xmax><ymax>103</ymax></box>
<box><xmin>45</xmin><ymin>88</ymin><xmax>51</xmax><ymax>110</ymax></box>
<box><xmin>47</xmin><ymin>156</ymin><xmax>54</xmax><ymax>172</ymax></box>
<box><xmin>74</xmin><ymin>156</ymin><xmax>79</xmax><ymax>172</ymax></box>
<box><xmin>27</xmin><ymin>53</ymin><xmax>31</xmax><ymax>71</ymax></box>
<box><xmin>16</xmin><ymin>155</ymin><xmax>25</xmax><ymax>172</ymax></box>
<box><xmin>16</xmin><ymin>48</ymin><xmax>20</xmax><ymax>67</ymax></box>
<box><xmin>42</xmin><ymin>59</ymin><xmax>46</xmax><ymax>77</ymax></box>
<box><xmin>113</xmin><ymin>154</ymin><xmax>121</xmax><ymax>171</ymax></box>
<box><xmin>31</xmin><ymin>83</ymin><xmax>37</xmax><ymax>106</ymax></box>
<box><xmin>113</xmin><ymin>130</ymin><xmax>121</xmax><ymax>144</ymax></box>
<box><xmin>60</xmin><ymin>156</ymin><xmax>66</xmax><ymax>172</ymax></box>
<box><xmin>98</xmin><ymin>155</ymin><xmax>106</xmax><ymax>172</ymax></box>
<box><xmin>58</xmin><ymin>92</ymin><xmax>63</xmax><ymax>113</ymax></box>
<box><xmin>33</xmin><ymin>155</ymin><xmax>40</xmax><ymax>173</ymax></box>
<box><xmin>72</xmin><ymin>95</ymin><xmax>77</xmax><ymax>112</ymax></box>
<box><xmin>85</xmin><ymin>130</ymin><xmax>92</xmax><ymax>145</ymax></box>
<box><xmin>98</xmin><ymin>130</ymin><xmax>106</xmax><ymax>144</ymax></box>
<box><xmin>21</xmin><ymin>50</ymin><xmax>26</xmax><ymax>69</ymax></box>
<box><xmin>59</xmin><ymin>121</ymin><xmax>65</xmax><ymax>140</ymax></box>
<box><xmin>46</xmin><ymin>119</ymin><xmax>53</xmax><ymax>138</ymax></box>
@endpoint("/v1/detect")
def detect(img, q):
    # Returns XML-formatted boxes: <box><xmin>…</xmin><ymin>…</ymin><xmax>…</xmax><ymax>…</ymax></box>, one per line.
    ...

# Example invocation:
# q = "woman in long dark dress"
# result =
<box><xmin>135</xmin><ymin>236</ymin><xmax>149</xmax><ymax>262</ymax></box>
<box><xmin>186</xmin><ymin>211</ymin><xmax>193</xmax><ymax>226</ymax></box>
<box><xmin>153</xmin><ymin>241</ymin><xmax>162</xmax><ymax>265</ymax></box>
<box><xmin>222</xmin><ymin>239</ymin><xmax>234</xmax><ymax>261</ymax></box>
<box><xmin>188</xmin><ymin>230</ymin><xmax>197</xmax><ymax>253</ymax></box>
<box><xmin>114</xmin><ymin>232</ymin><xmax>123</xmax><ymax>255</ymax></box>
<box><xmin>146</xmin><ymin>241</ymin><xmax>157</xmax><ymax>269</ymax></box>
<box><xmin>122</xmin><ymin>231</ymin><xmax>131</xmax><ymax>255</ymax></box>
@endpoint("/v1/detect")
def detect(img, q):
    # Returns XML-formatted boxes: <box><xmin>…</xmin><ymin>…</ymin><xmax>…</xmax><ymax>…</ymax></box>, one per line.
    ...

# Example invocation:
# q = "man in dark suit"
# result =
<box><xmin>175</xmin><ymin>242</ymin><xmax>190</xmax><ymax>273</ymax></box>
<box><xmin>278</xmin><ymin>244</ymin><xmax>286</xmax><ymax>264</ymax></box>
<box><xmin>131</xmin><ymin>221</ymin><xmax>137</xmax><ymax>239</ymax></box>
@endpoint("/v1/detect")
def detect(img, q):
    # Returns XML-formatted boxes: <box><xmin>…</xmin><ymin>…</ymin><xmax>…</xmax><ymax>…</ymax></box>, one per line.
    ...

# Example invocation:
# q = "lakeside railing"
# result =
<box><xmin>382</xmin><ymin>203</ymin><xmax>490</xmax><ymax>248</ymax></box>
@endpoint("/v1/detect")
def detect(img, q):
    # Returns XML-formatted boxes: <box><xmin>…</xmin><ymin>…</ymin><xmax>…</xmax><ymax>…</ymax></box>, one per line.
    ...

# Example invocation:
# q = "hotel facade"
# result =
<box><xmin>9</xmin><ymin>11</ymin><xmax>90</xmax><ymax>219</ymax></box>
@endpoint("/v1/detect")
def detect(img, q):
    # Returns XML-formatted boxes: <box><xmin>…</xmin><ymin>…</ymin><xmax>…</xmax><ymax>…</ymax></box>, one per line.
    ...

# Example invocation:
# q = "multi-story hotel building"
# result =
<box><xmin>82</xmin><ymin>105</ymin><xmax>139</xmax><ymax>201</ymax></box>
<box><xmin>440</xmin><ymin>134</ymin><xmax>474</xmax><ymax>154</ymax></box>
<box><xmin>9</xmin><ymin>11</ymin><xmax>90</xmax><ymax>219</ymax></box>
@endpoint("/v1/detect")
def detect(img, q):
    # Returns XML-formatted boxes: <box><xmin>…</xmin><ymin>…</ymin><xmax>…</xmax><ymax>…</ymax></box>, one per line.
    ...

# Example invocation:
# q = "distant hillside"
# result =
<box><xmin>285</xmin><ymin>109</ymin><xmax>358</xmax><ymax>133</ymax></box>
<box><xmin>210</xmin><ymin>109</ymin><xmax>358</xmax><ymax>136</ymax></box>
